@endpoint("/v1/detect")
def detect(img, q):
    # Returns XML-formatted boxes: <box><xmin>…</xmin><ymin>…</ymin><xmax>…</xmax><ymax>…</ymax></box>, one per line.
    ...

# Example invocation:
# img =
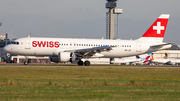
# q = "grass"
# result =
<box><xmin>0</xmin><ymin>66</ymin><xmax>180</xmax><ymax>101</ymax></box>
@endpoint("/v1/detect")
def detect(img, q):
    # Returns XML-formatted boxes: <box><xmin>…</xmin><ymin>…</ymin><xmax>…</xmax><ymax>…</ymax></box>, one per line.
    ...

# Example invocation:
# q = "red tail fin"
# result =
<box><xmin>138</xmin><ymin>14</ymin><xmax>170</xmax><ymax>42</ymax></box>
<box><xmin>143</xmin><ymin>56</ymin><xmax>150</xmax><ymax>63</ymax></box>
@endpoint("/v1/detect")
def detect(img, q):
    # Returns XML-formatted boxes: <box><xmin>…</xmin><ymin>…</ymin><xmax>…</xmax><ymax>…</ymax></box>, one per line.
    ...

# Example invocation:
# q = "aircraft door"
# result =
<box><xmin>25</xmin><ymin>39</ymin><xmax>31</xmax><ymax>49</ymax></box>
<box><xmin>136</xmin><ymin>42</ymin><xmax>141</xmax><ymax>52</ymax></box>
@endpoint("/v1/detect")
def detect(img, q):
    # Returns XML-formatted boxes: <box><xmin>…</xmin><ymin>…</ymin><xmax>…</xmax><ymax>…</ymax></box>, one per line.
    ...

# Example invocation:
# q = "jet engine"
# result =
<box><xmin>49</xmin><ymin>52</ymin><xmax>77</xmax><ymax>63</ymax></box>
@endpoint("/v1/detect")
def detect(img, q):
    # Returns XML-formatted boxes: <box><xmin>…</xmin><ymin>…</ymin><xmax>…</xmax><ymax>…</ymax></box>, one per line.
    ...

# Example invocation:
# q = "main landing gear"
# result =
<box><xmin>78</xmin><ymin>60</ymin><xmax>90</xmax><ymax>66</ymax></box>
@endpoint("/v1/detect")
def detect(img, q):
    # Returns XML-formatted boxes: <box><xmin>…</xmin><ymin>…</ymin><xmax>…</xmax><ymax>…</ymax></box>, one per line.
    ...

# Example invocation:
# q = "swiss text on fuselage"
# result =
<box><xmin>32</xmin><ymin>41</ymin><xmax>59</xmax><ymax>48</ymax></box>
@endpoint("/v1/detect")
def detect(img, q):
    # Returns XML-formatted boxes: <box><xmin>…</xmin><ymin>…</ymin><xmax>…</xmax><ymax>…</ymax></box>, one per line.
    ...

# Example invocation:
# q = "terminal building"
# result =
<box><xmin>0</xmin><ymin>33</ymin><xmax>10</xmax><ymax>62</ymax></box>
<box><xmin>2</xmin><ymin>46</ymin><xmax>180</xmax><ymax>64</ymax></box>
<box><xmin>6</xmin><ymin>44</ymin><xmax>180</xmax><ymax>64</ymax></box>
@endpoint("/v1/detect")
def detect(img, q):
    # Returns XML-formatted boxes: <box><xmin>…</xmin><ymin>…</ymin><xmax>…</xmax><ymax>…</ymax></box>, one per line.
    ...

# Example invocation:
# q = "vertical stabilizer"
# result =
<box><xmin>138</xmin><ymin>14</ymin><xmax>170</xmax><ymax>42</ymax></box>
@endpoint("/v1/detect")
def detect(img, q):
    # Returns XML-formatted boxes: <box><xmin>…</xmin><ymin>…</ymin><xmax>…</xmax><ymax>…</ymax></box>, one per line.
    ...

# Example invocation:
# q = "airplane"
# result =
<box><xmin>149</xmin><ymin>53</ymin><xmax>170</xmax><ymax>65</ymax></box>
<box><xmin>169</xmin><ymin>59</ymin><xmax>180</xmax><ymax>65</ymax></box>
<box><xmin>150</xmin><ymin>53</ymin><xmax>180</xmax><ymax>65</ymax></box>
<box><xmin>3</xmin><ymin>14</ymin><xmax>172</xmax><ymax>66</ymax></box>
<box><xmin>111</xmin><ymin>53</ymin><xmax>152</xmax><ymax>65</ymax></box>
<box><xmin>111</xmin><ymin>56</ymin><xmax>142</xmax><ymax>65</ymax></box>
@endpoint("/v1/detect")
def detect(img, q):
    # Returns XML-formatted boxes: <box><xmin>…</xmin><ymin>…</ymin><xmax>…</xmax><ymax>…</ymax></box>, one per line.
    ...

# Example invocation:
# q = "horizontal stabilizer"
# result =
<box><xmin>150</xmin><ymin>43</ymin><xmax>173</xmax><ymax>49</ymax></box>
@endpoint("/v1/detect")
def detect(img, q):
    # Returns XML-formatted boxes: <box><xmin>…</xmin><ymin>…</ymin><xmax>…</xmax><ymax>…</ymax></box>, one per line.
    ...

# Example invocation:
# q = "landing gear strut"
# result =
<box><xmin>24</xmin><ymin>56</ymin><xmax>29</xmax><ymax>65</ymax></box>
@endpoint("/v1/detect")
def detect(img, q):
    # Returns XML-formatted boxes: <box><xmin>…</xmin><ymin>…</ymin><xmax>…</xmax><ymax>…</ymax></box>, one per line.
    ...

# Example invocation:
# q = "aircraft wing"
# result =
<box><xmin>65</xmin><ymin>46</ymin><xmax>113</xmax><ymax>59</ymax></box>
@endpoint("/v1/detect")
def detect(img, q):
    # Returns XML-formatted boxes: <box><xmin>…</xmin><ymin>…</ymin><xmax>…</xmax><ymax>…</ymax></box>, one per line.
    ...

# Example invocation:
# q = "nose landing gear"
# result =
<box><xmin>24</xmin><ymin>61</ymin><xmax>28</xmax><ymax>65</ymax></box>
<box><xmin>24</xmin><ymin>56</ymin><xmax>29</xmax><ymax>65</ymax></box>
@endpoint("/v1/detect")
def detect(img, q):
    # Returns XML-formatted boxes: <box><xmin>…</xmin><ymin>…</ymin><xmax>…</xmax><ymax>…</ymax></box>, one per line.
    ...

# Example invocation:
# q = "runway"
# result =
<box><xmin>1</xmin><ymin>64</ymin><xmax>180</xmax><ymax>68</ymax></box>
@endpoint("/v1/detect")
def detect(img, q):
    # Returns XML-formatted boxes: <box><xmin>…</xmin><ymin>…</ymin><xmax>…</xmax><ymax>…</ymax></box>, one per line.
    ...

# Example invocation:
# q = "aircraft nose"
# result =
<box><xmin>3</xmin><ymin>46</ymin><xmax>10</xmax><ymax>53</ymax></box>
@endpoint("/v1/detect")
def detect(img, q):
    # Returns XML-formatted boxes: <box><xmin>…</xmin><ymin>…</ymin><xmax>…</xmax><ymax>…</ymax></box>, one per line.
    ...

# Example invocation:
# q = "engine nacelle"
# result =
<box><xmin>50</xmin><ymin>52</ymin><xmax>77</xmax><ymax>63</ymax></box>
<box><xmin>70</xmin><ymin>53</ymin><xmax>76</xmax><ymax>62</ymax></box>
<box><xmin>58</xmin><ymin>52</ymin><xmax>71</xmax><ymax>62</ymax></box>
<box><xmin>58</xmin><ymin>52</ymin><xmax>77</xmax><ymax>62</ymax></box>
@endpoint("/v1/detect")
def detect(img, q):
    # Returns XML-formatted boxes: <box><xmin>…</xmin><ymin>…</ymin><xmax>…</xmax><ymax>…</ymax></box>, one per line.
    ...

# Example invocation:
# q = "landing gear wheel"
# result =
<box><xmin>84</xmin><ymin>61</ymin><xmax>90</xmax><ymax>66</ymax></box>
<box><xmin>78</xmin><ymin>60</ymin><xmax>83</xmax><ymax>66</ymax></box>
<box><xmin>24</xmin><ymin>61</ymin><xmax>28</xmax><ymax>65</ymax></box>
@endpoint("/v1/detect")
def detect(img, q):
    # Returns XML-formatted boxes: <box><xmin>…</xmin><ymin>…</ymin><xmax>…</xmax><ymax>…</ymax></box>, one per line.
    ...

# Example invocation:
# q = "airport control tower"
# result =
<box><xmin>106</xmin><ymin>0</ymin><xmax>122</xmax><ymax>39</ymax></box>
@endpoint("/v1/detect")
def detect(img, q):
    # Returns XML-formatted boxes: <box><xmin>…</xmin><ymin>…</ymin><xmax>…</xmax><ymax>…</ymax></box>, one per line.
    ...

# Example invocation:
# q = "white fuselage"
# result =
<box><xmin>4</xmin><ymin>37</ymin><xmax>169</xmax><ymax>58</ymax></box>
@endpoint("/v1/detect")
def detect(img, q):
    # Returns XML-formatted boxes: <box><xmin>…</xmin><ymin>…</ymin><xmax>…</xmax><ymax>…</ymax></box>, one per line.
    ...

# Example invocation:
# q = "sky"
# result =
<box><xmin>0</xmin><ymin>0</ymin><xmax>180</xmax><ymax>44</ymax></box>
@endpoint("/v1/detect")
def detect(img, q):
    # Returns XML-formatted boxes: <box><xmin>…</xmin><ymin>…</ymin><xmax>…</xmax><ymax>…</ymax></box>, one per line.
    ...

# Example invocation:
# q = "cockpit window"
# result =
<box><xmin>12</xmin><ymin>41</ymin><xmax>19</xmax><ymax>45</ymax></box>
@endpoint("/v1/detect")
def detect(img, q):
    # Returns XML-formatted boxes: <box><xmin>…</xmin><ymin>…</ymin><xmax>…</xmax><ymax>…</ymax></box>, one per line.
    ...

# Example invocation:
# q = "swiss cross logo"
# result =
<box><xmin>153</xmin><ymin>22</ymin><xmax>165</xmax><ymax>34</ymax></box>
